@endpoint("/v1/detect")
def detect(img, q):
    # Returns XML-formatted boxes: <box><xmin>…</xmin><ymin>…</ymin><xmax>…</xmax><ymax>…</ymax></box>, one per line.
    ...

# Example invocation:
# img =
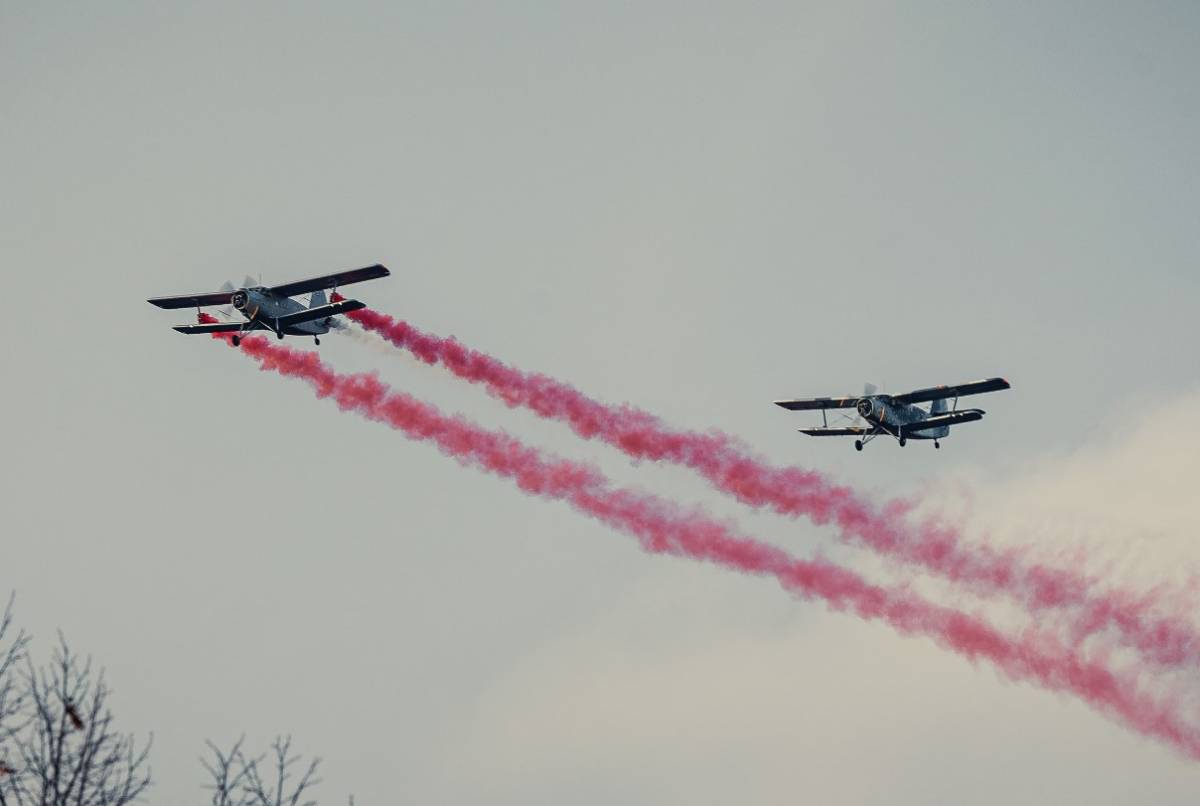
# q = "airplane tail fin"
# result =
<box><xmin>309</xmin><ymin>289</ymin><xmax>327</xmax><ymax>309</ymax></box>
<box><xmin>930</xmin><ymin>397</ymin><xmax>949</xmax><ymax>414</ymax></box>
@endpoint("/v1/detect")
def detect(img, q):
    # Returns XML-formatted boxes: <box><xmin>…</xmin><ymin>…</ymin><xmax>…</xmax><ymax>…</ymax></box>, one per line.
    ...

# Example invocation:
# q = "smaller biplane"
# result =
<box><xmin>774</xmin><ymin>377</ymin><xmax>1011</xmax><ymax>451</ymax></box>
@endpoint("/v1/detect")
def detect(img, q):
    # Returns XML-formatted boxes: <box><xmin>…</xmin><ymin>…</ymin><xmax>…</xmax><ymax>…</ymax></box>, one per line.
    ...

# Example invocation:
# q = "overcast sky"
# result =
<box><xmin>3</xmin><ymin>2</ymin><xmax>1199</xmax><ymax>803</ymax></box>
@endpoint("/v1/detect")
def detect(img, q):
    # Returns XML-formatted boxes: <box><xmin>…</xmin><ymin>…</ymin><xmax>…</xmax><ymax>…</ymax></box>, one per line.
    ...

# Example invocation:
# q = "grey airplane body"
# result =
<box><xmin>148</xmin><ymin>264</ymin><xmax>390</xmax><ymax>345</ymax></box>
<box><xmin>774</xmin><ymin>377</ymin><xmax>1010</xmax><ymax>451</ymax></box>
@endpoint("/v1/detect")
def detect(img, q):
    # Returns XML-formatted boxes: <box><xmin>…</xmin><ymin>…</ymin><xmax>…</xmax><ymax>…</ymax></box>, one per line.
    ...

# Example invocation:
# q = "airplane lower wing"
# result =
<box><xmin>172</xmin><ymin>321</ymin><xmax>261</xmax><ymax>335</ymax></box>
<box><xmin>275</xmin><ymin>298</ymin><xmax>366</xmax><ymax>328</ymax></box>
<box><xmin>798</xmin><ymin>426</ymin><xmax>873</xmax><ymax>436</ymax></box>
<box><xmin>902</xmin><ymin>410</ymin><xmax>984</xmax><ymax>432</ymax></box>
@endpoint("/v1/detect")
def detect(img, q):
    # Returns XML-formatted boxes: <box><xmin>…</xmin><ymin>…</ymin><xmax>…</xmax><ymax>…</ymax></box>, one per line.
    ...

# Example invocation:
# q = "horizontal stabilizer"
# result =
<box><xmin>275</xmin><ymin>298</ymin><xmax>366</xmax><ymax>328</ymax></box>
<box><xmin>903</xmin><ymin>409</ymin><xmax>984</xmax><ymax>433</ymax></box>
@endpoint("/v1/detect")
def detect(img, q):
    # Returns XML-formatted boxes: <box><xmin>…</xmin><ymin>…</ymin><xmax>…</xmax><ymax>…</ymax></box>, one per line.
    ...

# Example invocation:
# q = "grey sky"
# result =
<box><xmin>2</xmin><ymin>2</ymin><xmax>1199</xmax><ymax>803</ymax></box>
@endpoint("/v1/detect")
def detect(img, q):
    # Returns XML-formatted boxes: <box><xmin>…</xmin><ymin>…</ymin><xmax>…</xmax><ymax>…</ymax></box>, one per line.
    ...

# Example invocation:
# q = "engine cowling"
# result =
<box><xmin>231</xmin><ymin>290</ymin><xmax>249</xmax><ymax>310</ymax></box>
<box><xmin>858</xmin><ymin>397</ymin><xmax>890</xmax><ymax>423</ymax></box>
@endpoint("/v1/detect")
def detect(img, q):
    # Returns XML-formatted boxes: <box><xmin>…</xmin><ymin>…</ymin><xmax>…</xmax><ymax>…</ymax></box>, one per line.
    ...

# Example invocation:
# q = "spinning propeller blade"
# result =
<box><xmin>216</xmin><ymin>280</ymin><xmax>236</xmax><ymax>320</ymax></box>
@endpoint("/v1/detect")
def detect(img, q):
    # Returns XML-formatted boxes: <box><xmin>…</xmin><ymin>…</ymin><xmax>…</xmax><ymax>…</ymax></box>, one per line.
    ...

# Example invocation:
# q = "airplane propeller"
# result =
<box><xmin>215</xmin><ymin>280</ymin><xmax>236</xmax><ymax>320</ymax></box>
<box><xmin>214</xmin><ymin>278</ymin><xmax>260</xmax><ymax>321</ymax></box>
<box><xmin>836</xmin><ymin>383</ymin><xmax>880</xmax><ymax>427</ymax></box>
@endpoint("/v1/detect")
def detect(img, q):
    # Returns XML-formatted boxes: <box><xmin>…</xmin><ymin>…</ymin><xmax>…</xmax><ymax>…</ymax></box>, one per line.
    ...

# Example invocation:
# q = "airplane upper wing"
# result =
<box><xmin>773</xmin><ymin>396</ymin><xmax>860</xmax><ymax>411</ymax></box>
<box><xmin>798</xmin><ymin>426</ymin><xmax>873</xmax><ymax>436</ymax></box>
<box><xmin>890</xmin><ymin>377</ymin><xmax>1010</xmax><ymax>405</ymax></box>
<box><xmin>148</xmin><ymin>290</ymin><xmax>236</xmax><ymax>309</ymax></box>
<box><xmin>902</xmin><ymin>410</ymin><xmax>985</xmax><ymax>432</ymax></box>
<box><xmin>268</xmin><ymin>264</ymin><xmax>390</xmax><ymax>299</ymax></box>
<box><xmin>275</xmin><ymin>298</ymin><xmax>366</xmax><ymax>328</ymax></box>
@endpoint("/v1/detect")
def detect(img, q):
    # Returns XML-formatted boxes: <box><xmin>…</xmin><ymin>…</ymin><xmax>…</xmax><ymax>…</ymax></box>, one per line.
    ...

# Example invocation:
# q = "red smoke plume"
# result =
<box><xmin>333</xmin><ymin>304</ymin><xmax>1200</xmax><ymax>669</ymax></box>
<box><xmin>214</xmin><ymin>327</ymin><xmax>1198</xmax><ymax>760</ymax></box>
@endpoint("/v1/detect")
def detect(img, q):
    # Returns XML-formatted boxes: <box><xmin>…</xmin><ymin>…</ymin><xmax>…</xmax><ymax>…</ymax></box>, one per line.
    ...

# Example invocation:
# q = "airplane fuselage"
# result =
<box><xmin>233</xmin><ymin>287</ymin><xmax>331</xmax><ymax>335</ymax></box>
<box><xmin>857</xmin><ymin>396</ymin><xmax>949</xmax><ymax>440</ymax></box>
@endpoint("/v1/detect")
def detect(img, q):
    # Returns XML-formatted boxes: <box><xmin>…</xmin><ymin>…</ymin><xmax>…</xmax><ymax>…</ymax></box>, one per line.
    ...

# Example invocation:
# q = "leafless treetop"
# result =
<box><xmin>203</xmin><ymin>736</ymin><xmax>324</xmax><ymax>806</ymax></box>
<box><xmin>0</xmin><ymin>595</ymin><xmax>33</xmax><ymax>802</ymax></box>
<box><xmin>1</xmin><ymin>627</ymin><xmax>151</xmax><ymax>806</ymax></box>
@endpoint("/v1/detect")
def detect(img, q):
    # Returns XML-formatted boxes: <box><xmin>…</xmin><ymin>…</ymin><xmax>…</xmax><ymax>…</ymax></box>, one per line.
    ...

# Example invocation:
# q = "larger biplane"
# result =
<box><xmin>148</xmin><ymin>264</ymin><xmax>389</xmax><ymax>346</ymax></box>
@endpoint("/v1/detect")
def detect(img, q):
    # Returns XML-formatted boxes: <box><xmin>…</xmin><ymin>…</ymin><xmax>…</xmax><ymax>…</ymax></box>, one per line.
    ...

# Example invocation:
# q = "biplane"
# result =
<box><xmin>147</xmin><ymin>264</ymin><xmax>389</xmax><ymax>345</ymax></box>
<box><xmin>774</xmin><ymin>377</ymin><xmax>1011</xmax><ymax>451</ymax></box>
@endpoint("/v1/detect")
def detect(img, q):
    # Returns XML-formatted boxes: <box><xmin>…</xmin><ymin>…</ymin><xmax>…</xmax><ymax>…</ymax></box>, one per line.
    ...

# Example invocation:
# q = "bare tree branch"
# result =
<box><xmin>0</xmin><ymin>597</ymin><xmax>350</xmax><ymax>805</ymax></box>
<box><xmin>201</xmin><ymin>737</ymin><xmax>260</xmax><ymax>806</ymax></box>
<box><xmin>0</xmin><ymin>594</ymin><xmax>31</xmax><ymax>806</ymax></box>
<box><xmin>10</xmin><ymin>634</ymin><xmax>151</xmax><ymax>806</ymax></box>
<box><xmin>202</xmin><ymin>737</ymin><xmax>328</xmax><ymax>806</ymax></box>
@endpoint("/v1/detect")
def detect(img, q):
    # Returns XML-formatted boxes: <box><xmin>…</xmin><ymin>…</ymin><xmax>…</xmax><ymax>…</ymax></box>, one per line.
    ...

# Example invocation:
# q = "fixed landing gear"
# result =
<box><xmin>854</xmin><ymin>440</ymin><xmax>863</xmax><ymax>452</ymax></box>
<box><xmin>231</xmin><ymin>335</ymin><xmax>241</xmax><ymax>347</ymax></box>
<box><xmin>934</xmin><ymin>440</ymin><xmax>941</xmax><ymax>449</ymax></box>
<box><xmin>276</xmin><ymin>331</ymin><xmax>284</xmax><ymax>340</ymax></box>
<box><xmin>314</xmin><ymin>336</ymin><xmax>320</xmax><ymax>346</ymax></box>
<box><xmin>899</xmin><ymin>437</ymin><xmax>907</xmax><ymax>447</ymax></box>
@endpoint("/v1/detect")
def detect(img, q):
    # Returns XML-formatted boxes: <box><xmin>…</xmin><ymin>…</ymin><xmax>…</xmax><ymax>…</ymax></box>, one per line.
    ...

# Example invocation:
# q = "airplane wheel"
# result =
<box><xmin>314</xmin><ymin>337</ymin><xmax>320</xmax><ymax>346</ymax></box>
<box><xmin>899</xmin><ymin>437</ymin><xmax>907</xmax><ymax>447</ymax></box>
<box><xmin>277</xmin><ymin>332</ymin><xmax>284</xmax><ymax>340</ymax></box>
<box><xmin>934</xmin><ymin>441</ymin><xmax>940</xmax><ymax>450</ymax></box>
<box><xmin>854</xmin><ymin>440</ymin><xmax>863</xmax><ymax>452</ymax></box>
<box><xmin>231</xmin><ymin>335</ymin><xmax>241</xmax><ymax>347</ymax></box>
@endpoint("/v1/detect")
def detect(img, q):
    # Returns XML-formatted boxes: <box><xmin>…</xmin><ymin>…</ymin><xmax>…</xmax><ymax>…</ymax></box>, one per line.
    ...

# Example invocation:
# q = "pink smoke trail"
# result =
<box><xmin>209</xmin><ymin>326</ymin><xmax>1198</xmax><ymax>760</ymax></box>
<box><xmin>332</xmin><ymin>304</ymin><xmax>1199</xmax><ymax>670</ymax></box>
